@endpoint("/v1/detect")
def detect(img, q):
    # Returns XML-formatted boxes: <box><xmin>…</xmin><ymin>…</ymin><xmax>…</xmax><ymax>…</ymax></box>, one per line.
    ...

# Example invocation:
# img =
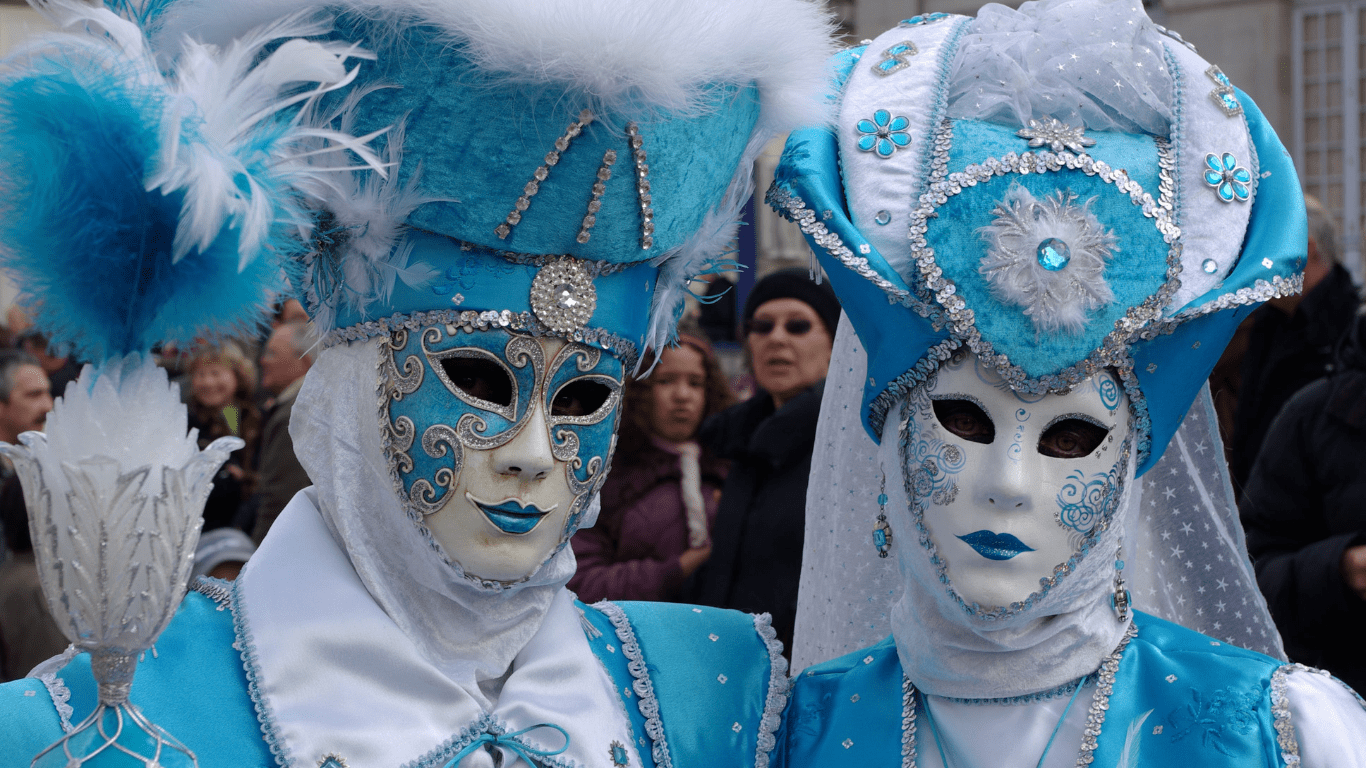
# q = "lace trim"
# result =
<box><xmin>190</xmin><ymin>575</ymin><xmax>234</xmax><ymax>609</ymax></box>
<box><xmin>753</xmin><ymin>613</ymin><xmax>791</xmax><ymax>768</ymax></box>
<box><xmin>230</xmin><ymin>576</ymin><xmax>293</xmax><ymax>767</ymax></box>
<box><xmin>593</xmin><ymin>601</ymin><xmax>673</xmax><ymax>768</ymax></box>
<box><xmin>867</xmin><ymin>339</ymin><xmax>960</xmax><ymax>445</ymax></box>
<box><xmin>324</xmin><ymin>308</ymin><xmax>639</xmax><ymax>370</ymax></box>
<box><xmin>1270</xmin><ymin>663</ymin><xmax>1303</xmax><ymax>767</ymax></box>
<box><xmin>32</xmin><ymin>645</ymin><xmax>78</xmax><ymax>733</ymax></box>
<box><xmin>939</xmin><ymin>673</ymin><xmax>1093</xmax><ymax>706</ymax></box>
<box><xmin>406</xmin><ymin>712</ymin><xmax>582</xmax><ymax>768</ymax></box>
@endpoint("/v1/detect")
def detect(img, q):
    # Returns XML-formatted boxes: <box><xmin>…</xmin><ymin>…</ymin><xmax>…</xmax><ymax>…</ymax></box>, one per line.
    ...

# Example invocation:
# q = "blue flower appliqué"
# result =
<box><xmin>899</xmin><ymin>12</ymin><xmax>951</xmax><ymax>27</ymax></box>
<box><xmin>856</xmin><ymin>110</ymin><xmax>911</xmax><ymax>158</ymax></box>
<box><xmin>1203</xmin><ymin>152</ymin><xmax>1251</xmax><ymax>203</ymax></box>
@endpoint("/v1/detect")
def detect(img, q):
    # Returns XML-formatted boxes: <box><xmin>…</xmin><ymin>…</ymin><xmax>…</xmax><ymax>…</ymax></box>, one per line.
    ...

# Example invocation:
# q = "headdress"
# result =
<box><xmin>0</xmin><ymin>0</ymin><xmax>836</xmax><ymax>762</ymax></box>
<box><xmin>773</xmin><ymin>0</ymin><xmax>1296</xmax><ymax>682</ymax></box>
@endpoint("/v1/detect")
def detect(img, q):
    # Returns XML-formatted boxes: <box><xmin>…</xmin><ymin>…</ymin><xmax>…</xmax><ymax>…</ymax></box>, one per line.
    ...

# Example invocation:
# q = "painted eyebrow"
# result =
<box><xmin>929</xmin><ymin>392</ymin><xmax>994</xmax><ymax>423</ymax></box>
<box><xmin>1040</xmin><ymin>412</ymin><xmax>1112</xmax><ymax>433</ymax></box>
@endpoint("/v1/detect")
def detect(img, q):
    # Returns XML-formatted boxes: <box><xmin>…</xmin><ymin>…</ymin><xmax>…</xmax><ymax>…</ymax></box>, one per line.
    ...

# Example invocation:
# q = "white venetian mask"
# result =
<box><xmin>890</xmin><ymin>350</ymin><xmax>1132</xmax><ymax>612</ymax></box>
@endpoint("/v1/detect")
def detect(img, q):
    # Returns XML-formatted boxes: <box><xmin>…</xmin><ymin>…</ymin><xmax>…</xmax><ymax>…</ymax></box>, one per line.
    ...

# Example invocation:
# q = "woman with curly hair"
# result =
<box><xmin>570</xmin><ymin>334</ymin><xmax>732</xmax><ymax>602</ymax></box>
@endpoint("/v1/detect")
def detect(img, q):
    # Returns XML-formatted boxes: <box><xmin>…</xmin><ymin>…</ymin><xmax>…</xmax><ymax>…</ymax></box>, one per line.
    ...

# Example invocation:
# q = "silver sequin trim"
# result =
<box><xmin>1270</xmin><ymin>663</ymin><xmax>1303</xmax><ymax>767</ymax></box>
<box><xmin>323</xmin><ymin>309</ymin><xmax>638</xmax><ymax>370</ymax></box>
<box><xmin>754</xmin><ymin>613</ymin><xmax>791</xmax><ymax>768</ymax></box>
<box><xmin>1140</xmin><ymin>275</ymin><xmax>1303</xmax><ymax>338</ymax></box>
<box><xmin>1076</xmin><ymin>622</ymin><xmax>1138</xmax><ymax>766</ymax></box>
<box><xmin>594</xmin><ymin>601</ymin><xmax>673</xmax><ymax>768</ymax></box>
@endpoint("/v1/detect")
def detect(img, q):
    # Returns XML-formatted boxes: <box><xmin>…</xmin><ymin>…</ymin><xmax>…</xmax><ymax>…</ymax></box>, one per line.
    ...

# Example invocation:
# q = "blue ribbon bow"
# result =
<box><xmin>443</xmin><ymin>723</ymin><xmax>570</xmax><ymax>768</ymax></box>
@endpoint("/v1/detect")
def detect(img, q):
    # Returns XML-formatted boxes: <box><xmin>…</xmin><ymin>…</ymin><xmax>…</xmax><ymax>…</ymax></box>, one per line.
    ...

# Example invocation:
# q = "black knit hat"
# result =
<box><xmin>742</xmin><ymin>268</ymin><xmax>841</xmax><ymax>337</ymax></box>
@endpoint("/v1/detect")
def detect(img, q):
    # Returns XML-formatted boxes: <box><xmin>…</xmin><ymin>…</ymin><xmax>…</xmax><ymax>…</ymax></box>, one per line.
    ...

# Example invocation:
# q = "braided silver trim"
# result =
<box><xmin>593</xmin><ymin>601</ymin><xmax>673</xmax><ymax>768</ymax></box>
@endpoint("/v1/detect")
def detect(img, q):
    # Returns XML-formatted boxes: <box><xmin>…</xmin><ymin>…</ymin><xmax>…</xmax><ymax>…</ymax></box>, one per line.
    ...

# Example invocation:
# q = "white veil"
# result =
<box><xmin>792</xmin><ymin>314</ymin><xmax>1285</xmax><ymax>672</ymax></box>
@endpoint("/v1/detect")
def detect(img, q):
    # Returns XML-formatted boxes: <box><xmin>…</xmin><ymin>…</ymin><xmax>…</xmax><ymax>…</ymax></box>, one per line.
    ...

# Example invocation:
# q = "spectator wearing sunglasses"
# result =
<box><xmin>686</xmin><ymin>268</ymin><xmax>839</xmax><ymax>655</ymax></box>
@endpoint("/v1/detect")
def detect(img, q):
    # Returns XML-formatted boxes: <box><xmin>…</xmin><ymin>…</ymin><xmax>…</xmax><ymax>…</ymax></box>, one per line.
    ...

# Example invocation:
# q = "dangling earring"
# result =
<box><xmin>1111</xmin><ymin>545</ymin><xmax>1131</xmax><ymax>622</ymax></box>
<box><xmin>873</xmin><ymin>470</ymin><xmax>893</xmax><ymax>558</ymax></box>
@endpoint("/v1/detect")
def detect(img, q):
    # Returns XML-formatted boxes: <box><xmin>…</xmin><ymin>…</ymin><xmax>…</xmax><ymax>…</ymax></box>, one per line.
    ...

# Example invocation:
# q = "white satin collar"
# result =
<box><xmin>237</xmin><ymin>492</ymin><xmax>639</xmax><ymax>768</ymax></box>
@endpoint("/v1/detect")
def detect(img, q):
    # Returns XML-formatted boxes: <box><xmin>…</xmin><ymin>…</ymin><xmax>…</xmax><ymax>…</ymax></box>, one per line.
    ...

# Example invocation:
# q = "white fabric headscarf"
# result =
<box><xmin>291</xmin><ymin>337</ymin><xmax>595</xmax><ymax>692</ymax></box>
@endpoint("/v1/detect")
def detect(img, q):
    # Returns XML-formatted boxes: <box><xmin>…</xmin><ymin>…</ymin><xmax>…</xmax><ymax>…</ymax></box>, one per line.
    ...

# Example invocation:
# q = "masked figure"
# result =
<box><xmin>0</xmin><ymin>1</ymin><xmax>835</xmax><ymax>766</ymax></box>
<box><xmin>766</xmin><ymin>2</ymin><xmax>1366</xmax><ymax>766</ymax></box>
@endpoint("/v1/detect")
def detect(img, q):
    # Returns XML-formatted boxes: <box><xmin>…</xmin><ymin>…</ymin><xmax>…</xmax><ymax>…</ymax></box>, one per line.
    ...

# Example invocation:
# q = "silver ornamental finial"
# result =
<box><xmin>2</xmin><ymin>356</ymin><xmax>241</xmax><ymax>768</ymax></box>
<box><xmin>1016</xmin><ymin>118</ymin><xmax>1096</xmax><ymax>154</ymax></box>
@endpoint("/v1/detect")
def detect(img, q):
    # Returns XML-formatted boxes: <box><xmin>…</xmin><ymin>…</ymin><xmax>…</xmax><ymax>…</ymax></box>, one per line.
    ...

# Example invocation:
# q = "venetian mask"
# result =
<box><xmin>890</xmin><ymin>349</ymin><xmax>1133</xmax><ymax>612</ymax></box>
<box><xmin>380</xmin><ymin>324</ymin><xmax>622</xmax><ymax>583</ymax></box>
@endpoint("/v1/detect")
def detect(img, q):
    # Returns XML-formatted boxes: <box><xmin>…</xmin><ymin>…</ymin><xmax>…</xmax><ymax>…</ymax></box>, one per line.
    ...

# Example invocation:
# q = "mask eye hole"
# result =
<box><xmin>932</xmin><ymin>399</ymin><xmax>995</xmax><ymax>444</ymax></box>
<box><xmin>552</xmin><ymin>379</ymin><xmax>613</xmax><ymax>417</ymax></box>
<box><xmin>1038</xmin><ymin>418</ymin><xmax>1109</xmax><ymax>459</ymax></box>
<box><xmin>441</xmin><ymin>357</ymin><xmax>514</xmax><ymax>407</ymax></box>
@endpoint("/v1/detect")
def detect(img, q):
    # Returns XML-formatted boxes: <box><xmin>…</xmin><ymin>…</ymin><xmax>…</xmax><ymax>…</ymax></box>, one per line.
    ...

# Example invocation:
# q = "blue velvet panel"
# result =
<box><xmin>333</xmin><ymin>231</ymin><xmax>659</xmax><ymax>348</ymax></box>
<box><xmin>928</xmin><ymin>119</ymin><xmax>1169</xmax><ymax>379</ymax></box>
<box><xmin>328</xmin><ymin>17</ymin><xmax>760</xmax><ymax>263</ymax></box>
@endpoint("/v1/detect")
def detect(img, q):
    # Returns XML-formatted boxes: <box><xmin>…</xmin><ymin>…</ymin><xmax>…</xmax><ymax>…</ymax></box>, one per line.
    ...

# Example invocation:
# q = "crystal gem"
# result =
<box><xmin>877</xmin><ymin>493</ymin><xmax>888</xmax><ymax>505</ymax></box>
<box><xmin>874</xmin><ymin>210</ymin><xmax>891</xmax><ymax>225</ymax></box>
<box><xmin>1036</xmin><ymin>238</ymin><xmax>1071</xmax><ymax>271</ymax></box>
<box><xmin>555</xmin><ymin>283</ymin><xmax>580</xmax><ymax>309</ymax></box>
<box><xmin>1202</xmin><ymin>259</ymin><xmax>1218</xmax><ymax>274</ymax></box>
<box><xmin>873</xmin><ymin>529</ymin><xmax>888</xmax><ymax>548</ymax></box>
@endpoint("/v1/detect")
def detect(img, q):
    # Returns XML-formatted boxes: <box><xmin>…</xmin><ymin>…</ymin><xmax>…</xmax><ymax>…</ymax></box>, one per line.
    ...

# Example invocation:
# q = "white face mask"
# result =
<box><xmin>895</xmin><ymin>350</ymin><xmax>1131</xmax><ymax>611</ymax></box>
<box><xmin>381</xmin><ymin>329</ymin><xmax>623</xmax><ymax>584</ymax></box>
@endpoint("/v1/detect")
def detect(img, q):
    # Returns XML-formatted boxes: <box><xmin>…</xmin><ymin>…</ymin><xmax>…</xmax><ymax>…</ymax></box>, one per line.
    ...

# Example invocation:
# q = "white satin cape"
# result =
<box><xmin>236</xmin><ymin>490</ymin><xmax>639</xmax><ymax>768</ymax></box>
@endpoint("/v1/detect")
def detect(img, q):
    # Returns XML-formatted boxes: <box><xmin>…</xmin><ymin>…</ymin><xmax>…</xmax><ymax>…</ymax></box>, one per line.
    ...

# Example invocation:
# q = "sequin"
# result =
<box><xmin>875</xmin><ymin>210</ymin><xmax>892</xmax><ymax>225</ymax></box>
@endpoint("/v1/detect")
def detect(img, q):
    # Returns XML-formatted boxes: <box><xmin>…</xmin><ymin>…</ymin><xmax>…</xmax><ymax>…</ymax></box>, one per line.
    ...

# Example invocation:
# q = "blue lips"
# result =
<box><xmin>474</xmin><ymin>497</ymin><xmax>554</xmax><ymax>535</ymax></box>
<box><xmin>957</xmin><ymin>530</ymin><xmax>1035</xmax><ymax>561</ymax></box>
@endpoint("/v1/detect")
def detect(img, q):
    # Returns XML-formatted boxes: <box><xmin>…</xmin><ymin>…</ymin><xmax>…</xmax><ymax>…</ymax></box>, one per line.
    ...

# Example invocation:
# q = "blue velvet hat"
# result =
<box><xmin>133</xmin><ymin>0</ymin><xmax>838</xmax><ymax>368</ymax></box>
<box><xmin>769</xmin><ymin>2</ymin><xmax>1305</xmax><ymax>474</ymax></box>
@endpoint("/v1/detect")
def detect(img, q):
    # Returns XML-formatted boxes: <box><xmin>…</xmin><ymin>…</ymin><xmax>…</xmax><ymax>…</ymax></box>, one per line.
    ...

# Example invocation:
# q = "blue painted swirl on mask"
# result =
<box><xmin>957</xmin><ymin>530</ymin><xmax>1036</xmax><ymax>561</ymax></box>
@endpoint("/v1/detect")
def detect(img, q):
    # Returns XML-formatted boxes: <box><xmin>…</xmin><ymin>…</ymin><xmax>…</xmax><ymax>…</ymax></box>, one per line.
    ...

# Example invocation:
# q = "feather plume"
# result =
<box><xmin>1116</xmin><ymin>709</ymin><xmax>1153</xmax><ymax>768</ymax></box>
<box><xmin>0</xmin><ymin>1</ymin><xmax>384</xmax><ymax>362</ymax></box>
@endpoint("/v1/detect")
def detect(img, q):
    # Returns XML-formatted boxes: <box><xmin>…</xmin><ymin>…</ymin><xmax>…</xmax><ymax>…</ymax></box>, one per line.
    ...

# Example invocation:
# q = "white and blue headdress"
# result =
<box><xmin>770</xmin><ymin>1</ymin><xmax>1305</xmax><ymax>474</ymax></box>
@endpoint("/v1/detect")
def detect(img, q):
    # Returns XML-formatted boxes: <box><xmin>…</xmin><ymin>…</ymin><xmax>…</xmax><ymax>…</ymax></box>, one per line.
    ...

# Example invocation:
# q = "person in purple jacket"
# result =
<box><xmin>570</xmin><ymin>334</ymin><xmax>733</xmax><ymax>602</ymax></box>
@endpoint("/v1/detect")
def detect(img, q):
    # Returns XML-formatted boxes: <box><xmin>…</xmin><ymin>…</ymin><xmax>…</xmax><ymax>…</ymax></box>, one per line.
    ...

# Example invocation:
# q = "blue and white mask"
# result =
<box><xmin>381</xmin><ymin>324</ymin><xmax>622</xmax><ymax>584</ymax></box>
<box><xmin>891</xmin><ymin>350</ymin><xmax>1132</xmax><ymax>615</ymax></box>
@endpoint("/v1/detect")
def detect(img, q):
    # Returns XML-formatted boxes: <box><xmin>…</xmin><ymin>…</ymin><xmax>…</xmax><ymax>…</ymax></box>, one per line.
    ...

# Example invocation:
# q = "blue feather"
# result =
<box><xmin>0</xmin><ymin>44</ymin><xmax>298</xmax><ymax>362</ymax></box>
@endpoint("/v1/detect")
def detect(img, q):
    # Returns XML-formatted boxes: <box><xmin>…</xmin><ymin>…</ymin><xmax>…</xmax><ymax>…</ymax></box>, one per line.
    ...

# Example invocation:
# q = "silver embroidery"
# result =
<box><xmin>1016</xmin><ymin>118</ymin><xmax>1096</xmax><ymax>154</ymax></box>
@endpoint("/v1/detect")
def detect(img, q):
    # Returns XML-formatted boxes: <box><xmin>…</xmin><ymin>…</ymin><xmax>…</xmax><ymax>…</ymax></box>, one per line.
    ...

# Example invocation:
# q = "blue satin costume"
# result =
<box><xmin>0</xmin><ymin>585</ymin><xmax>786</xmax><ymax>768</ymax></box>
<box><xmin>775</xmin><ymin>611</ymin><xmax>1297</xmax><ymax>767</ymax></box>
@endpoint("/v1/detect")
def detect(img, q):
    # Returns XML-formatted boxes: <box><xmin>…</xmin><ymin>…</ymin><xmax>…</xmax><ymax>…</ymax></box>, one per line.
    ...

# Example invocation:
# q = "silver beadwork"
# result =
<box><xmin>497</xmin><ymin>109</ymin><xmax>595</xmax><ymax>239</ymax></box>
<box><xmin>577</xmin><ymin>149</ymin><xmax>617</xmax><ymax>244</ymax></box>
<box><xmin>625</xmin><ymin>122</ymin><xmax>655</xmax><ymax>250</ymax></box>
<box><xmin>1016</xmin><ymin>118</ymin><xmax>1096</xmax><ymax>154</ymax></box>
<box><xmin>530</xmin><ymin>257</ymin><xmax>598</xmax><ymax>333</ymax></box>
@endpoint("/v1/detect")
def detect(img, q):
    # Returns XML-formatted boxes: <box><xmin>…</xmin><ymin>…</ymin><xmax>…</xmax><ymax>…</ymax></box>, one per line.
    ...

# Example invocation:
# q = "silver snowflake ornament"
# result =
<box><xmin>1016</xmin><ymin>118</ymin><xmax>1096</xmax><ymax>154</ymax></box>
<box><xmin>978</xmin><ymin>186</ymin><xmax>1119</xmax><ymax>335</ymax></box>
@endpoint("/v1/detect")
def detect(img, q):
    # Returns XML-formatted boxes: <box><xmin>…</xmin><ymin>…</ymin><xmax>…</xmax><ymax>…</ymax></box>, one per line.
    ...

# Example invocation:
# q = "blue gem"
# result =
<box><xmin>1115</xmin><ymin>559</ymin><xmax>1125</xmax><ymax>570</ymax></box>
<box><xmin>878</xmin><ymin>493</ymin><xmax>888</xmax><ymax>505</ymax></box>
<box><xmin>873</xmin><ymin>529</ymin><xmax>888</xmax><ymax>548</ymax></box>
<box><xmin>874</xmin><ymin>210</ymin><xmax>891</xmax><ymax>225</ymax></box>
<box><xmin>899</xmin><ymin>12</ymin><xmax>951</xmax><ymax>27</ymax></box>
<box><xmin>1202</xmin><ymin>259</ymin><xmax>1219</xmax><ymax>274</ymax></box>
<box><xmin>1036</xmin><ymin>238</ymin><xmax>1071</xmax><ymax>271</ymax></box>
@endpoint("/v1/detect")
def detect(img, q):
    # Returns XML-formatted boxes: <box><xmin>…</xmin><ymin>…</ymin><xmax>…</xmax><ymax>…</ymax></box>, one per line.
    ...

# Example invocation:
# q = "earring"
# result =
<box><xmin>873</xmin><ymin>471</ymin><xmax>893</xmax><ymax>558</ymax></box>
<box><xmin>1111</xmin><ymin>546</ymin><xmax>1131</xmax><ymax>623</ymax></box>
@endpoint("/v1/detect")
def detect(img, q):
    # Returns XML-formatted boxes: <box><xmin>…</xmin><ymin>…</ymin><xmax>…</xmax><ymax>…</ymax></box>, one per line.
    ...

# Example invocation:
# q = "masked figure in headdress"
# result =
<box><xmin>766</xmin><ymin>1</ymin><xmax>1366</xmax><ymax>765</ymax></box>
<box><xmin>0</xmin><ymin>1</ymin><xmax>835</xmax><ymax>766</ymax></box>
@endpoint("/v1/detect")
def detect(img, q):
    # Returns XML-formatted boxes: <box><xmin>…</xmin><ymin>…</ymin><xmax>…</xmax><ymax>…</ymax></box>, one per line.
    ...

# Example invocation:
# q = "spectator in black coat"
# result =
<box><xmin>1229</xmin><ymin>194</ymin><xmax>1359</xmax><ymax>497</ymax></box>
<box><xmin>687</xmin><ymin>269</ymin><xmax>838</xmax><ymax>655</ymax></box>
<box><xmin>1241</xmin><ymin>309</ymin><xmax>1366</xmax><ymax>694</ymax></box>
